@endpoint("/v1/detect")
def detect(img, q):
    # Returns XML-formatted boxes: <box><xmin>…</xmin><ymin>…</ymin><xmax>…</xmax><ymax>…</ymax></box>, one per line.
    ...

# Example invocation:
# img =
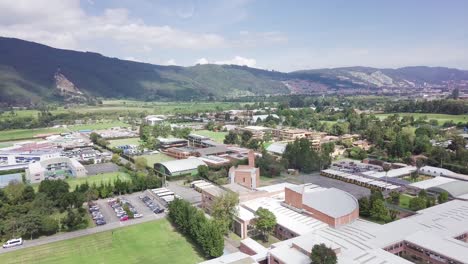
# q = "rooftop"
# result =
<box><xmin>156</xmin><ymin>158</ymin><xmax>206</xmax><ymax>174</ymax></box>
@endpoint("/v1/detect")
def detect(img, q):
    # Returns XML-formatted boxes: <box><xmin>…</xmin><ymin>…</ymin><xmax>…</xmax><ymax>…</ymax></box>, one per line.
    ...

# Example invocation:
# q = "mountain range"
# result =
<box><xmin>1</xmin><ymin>37</ymin><xmax>467</xmax><ymax>105</ymax></box>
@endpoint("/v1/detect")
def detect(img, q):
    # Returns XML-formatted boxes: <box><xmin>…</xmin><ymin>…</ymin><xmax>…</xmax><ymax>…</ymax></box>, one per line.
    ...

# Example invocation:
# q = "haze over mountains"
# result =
<box><xmin>1</xmin><ymin>37</ymin><xmax>468</xmax><ymax>105</ymax></box>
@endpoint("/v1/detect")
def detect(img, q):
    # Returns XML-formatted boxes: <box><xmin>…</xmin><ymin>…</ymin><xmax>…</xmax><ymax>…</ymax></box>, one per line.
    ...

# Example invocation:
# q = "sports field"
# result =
<box><xmin>375</xmin><ymin>113</ymin><xmax>468</xmax><ymax>125</ymax></box>
<box><xmin>193</xmin><ymin>130</ymin><xmax>228</xmax><ymax>143</ymax></box>
<box><xmin>141</xmin><ymin>153</ymin><xmax>174</xmax><ymax>166</ymax></box>
<box><xmin>0</xmin><ymin>219</ymin><xmax>205</xmax><ymax>264</ymax></box>
<box><xmin>108</xmin><ymin>137</ymin><xmax>141</xmax><ymax>148</ymax></box>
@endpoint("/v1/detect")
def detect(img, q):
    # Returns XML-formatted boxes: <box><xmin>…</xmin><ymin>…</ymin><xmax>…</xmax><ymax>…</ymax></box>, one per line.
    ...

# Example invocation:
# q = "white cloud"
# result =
<box><xmin>215</xmin><ymin>56</ymin><xmax>256</xmax><ymax>67</ymax></box>
<box><xmin>166</xmin><ymin>59</ymin><xmax>177</xmax><ymax>65</ymax></box>
<box><xmin>195</xmin><ymin>58</ymin><xmax>209</xmax><ymax>65</ymax></box>
<box><xmin>0</xmin><ymin>0</ymin><xmax>225</xmax><ymax>52</ymax></box>
<box><xmin>195</xmin><ymin>56</ymin><xmax>256</xmax><ymax>67</ymax></box>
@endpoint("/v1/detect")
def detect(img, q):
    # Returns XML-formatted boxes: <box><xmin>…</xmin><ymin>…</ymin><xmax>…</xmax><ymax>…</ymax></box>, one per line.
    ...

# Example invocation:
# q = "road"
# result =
<box><xmin>0</xmin><ymin>205</ymin><xmax>166</xmax><ymax>255</ymax></box>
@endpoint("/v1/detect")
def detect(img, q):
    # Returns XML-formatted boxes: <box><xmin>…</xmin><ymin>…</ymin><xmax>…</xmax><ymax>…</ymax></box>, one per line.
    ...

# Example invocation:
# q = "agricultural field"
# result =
<box><xmin>375</xmin><ymin>113</ymin><xmax>468</xmax><ymax>125</ymax></box>
<box><xmin>140</xmin><ymin>153</ymin><xmax>175</xmax><ymax>166</ymax></box>
<box><xmin>193</xmin><ymin>130</ymin><xmax>228</xmax><ymax>143</ymax></box>
<box><xmin>0</xmin><ymin>219</ymin><xmax>205</xmax><ymax>264</ymax></box>
<box><xmin>108</xmin><ymin>137</ymin><xmax>141</xmax><ymax>148</ymax></box>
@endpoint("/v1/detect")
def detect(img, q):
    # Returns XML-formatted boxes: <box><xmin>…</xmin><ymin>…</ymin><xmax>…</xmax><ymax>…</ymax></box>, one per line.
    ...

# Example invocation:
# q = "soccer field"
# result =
<box><xmin>0</xmin><ymin>219</ymin><xmax>205</xmax><ymax>264</ymax></box>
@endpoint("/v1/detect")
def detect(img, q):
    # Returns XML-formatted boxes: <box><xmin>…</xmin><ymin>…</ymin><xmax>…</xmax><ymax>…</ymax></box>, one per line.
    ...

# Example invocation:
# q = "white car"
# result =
<box><xmin>133</xmin><ymin>213</ymin><xmax>143</xmax><ymax>218</ymax></box>
<box><xmin>3</xmin><ymin>238</ymin><xmax>23</xmax><ymax>248</ymax></box>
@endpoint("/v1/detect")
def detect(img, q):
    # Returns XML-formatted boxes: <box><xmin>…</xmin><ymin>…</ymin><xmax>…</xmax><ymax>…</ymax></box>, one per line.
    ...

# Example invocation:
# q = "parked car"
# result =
<box><xmin>96</xmin><ymin>219</ymin><xmax>106</xmax><ymax>225</ymax></box>
<box><xmin>3</xmin><ymin>238</ymin><xmax>23</xmax><ymax>249</ymax></box>
<box><xmin>120</xmin><ymin>215</ymin><xmax>129</xmax><ymax>221</ymax></box>
<box><xmin>134</xmin><ymin>213</ymin><xmax>143</xmax><ymax>218</ymax></box>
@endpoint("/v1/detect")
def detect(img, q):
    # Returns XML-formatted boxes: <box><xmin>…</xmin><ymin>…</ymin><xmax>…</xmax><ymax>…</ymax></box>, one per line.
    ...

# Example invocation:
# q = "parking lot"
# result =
<box><xmin>166</xmin><ymin>181</ymin><xmax>202</xmax><ymax>205</ymax></box>
<box><xmin>84</xmin><ymin>162</ymin><xmax>119</xmax><ymax>175</ymax></box>
<box><xmin>92</xmin><ymin>191</ymin><xmax>166</xmax><ymax>224</ymax></box>
<box><xmin>298</xmin><ymin>173</ymin><xmax>370</xmax><ymax>199</ymax></box>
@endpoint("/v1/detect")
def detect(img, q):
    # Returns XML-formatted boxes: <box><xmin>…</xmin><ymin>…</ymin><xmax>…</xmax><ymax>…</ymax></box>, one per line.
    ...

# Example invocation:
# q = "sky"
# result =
<box><xmin>0</xmin><ymin>0</ymin><xmax>467</xmax><ymax>71</ymax></box>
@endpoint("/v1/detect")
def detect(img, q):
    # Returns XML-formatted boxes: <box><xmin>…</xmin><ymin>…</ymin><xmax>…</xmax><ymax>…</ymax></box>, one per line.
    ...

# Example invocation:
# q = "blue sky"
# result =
<box><xmin>0</xmin><ymin>0</ymin><xmax>467</xmax><ymax>71</ymax></box>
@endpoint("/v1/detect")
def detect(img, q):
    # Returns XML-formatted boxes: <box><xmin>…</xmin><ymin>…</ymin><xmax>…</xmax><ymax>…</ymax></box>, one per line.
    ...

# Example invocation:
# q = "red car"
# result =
<box><xmin>120</xmin><ymin>215</ymin><xmax>129</xmax><ymax>221</ymax></box>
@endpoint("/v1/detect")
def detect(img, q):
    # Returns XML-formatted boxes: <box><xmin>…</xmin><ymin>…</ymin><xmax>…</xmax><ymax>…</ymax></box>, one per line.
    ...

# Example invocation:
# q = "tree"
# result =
<box><xmin>197</xmin><ymin>165</ymin><xmax>209</xmax><ymax>179</ymax></box>
<box><xmin>241</xmin><ymin>131</ymin><xmax>253</xmax><ymax>146</ymax></box>
<box><xmin>224</xmin><ymin>131</ymin><xmax>239</xmax><ymax>145</ymax></box>
<box><xmin>310</xmin><ymin>243</ymin><xmax>337</xmax><ymax>264</ymax></box>
<box><xmin>21</xmin><ymin>185</ymin><xmax>36</xmax><ymax>202</ymax></box>
<box><xmin>358</xmin><ymin>197</ymin><xmax>370</xmax><ymax>217</ymax></box>
<box><xmin>438</xmin><ymin>191</ymin><xmax>449</xmax><ymax>203</ymax></box>
<box><xmin>370</xmin><ymin>199</ymin><xmax>388</xmax><ymax>221</ymax></box>
<box><xmin>134</xmin><ymin>156</ymin><xmax>148</xmax><ymax>171</ymax></box>
<box><xmin>38</xmin><ymin>180</ymin><xmax>70</xmax><ymax>205</ymax></box>
<box><xmin>409</xmin><ymin>197</ymin><xmax>426</xmax><ymax>211</ymax></box>
<box><xmin>111</xmin><ymin>153</ymin><xmax>120</xmax><ymax>163</ymax></box>
<box><xmin>389</xmin><ymin>209</ymin><xmax>399</xmax><ymax>221</ymax></box>
<box><xmin>389</xmin><ymin>191</ymin><xmax>400</xmax><ymax>205</ymax></box>
<box><xmin>211</xmin><ymin>192</ymin><xmax>239</xmax><ymax>234</ymax></box>
<box><xmin>254</xmin><ymin>207</ymin><xmax>277</xmax><ymax>242</ymax></box>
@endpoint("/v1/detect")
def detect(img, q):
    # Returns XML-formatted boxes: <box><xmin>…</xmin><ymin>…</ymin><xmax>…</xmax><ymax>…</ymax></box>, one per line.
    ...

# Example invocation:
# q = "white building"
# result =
<box><xmin>26</xmin><ymin>157</ymin><xmax>87</xmax><ymax>183</ymax></box>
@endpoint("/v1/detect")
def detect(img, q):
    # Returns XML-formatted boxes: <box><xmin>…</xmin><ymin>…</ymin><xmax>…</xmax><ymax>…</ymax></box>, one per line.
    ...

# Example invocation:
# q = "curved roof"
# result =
<box><xmin>302</xmin><ymin>188</ymin><xmax>359</xmax><ymax>218</ymax></box>
<box><xmin>428</xmin><ymin>181</ymin><xmax>468</xmax><ymax>198</ymax></box>
<box><xmin>156</xmin><ymin>158</ymin><xmax>206</xmax><ymax>174</ymax></box>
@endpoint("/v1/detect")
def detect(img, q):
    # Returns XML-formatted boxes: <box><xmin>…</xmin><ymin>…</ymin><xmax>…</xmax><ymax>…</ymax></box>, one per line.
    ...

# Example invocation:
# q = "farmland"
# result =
<box><xmin>0</xmin><ymin>219</ymin><xmax>205</xmax><ymax>264</ymax></box>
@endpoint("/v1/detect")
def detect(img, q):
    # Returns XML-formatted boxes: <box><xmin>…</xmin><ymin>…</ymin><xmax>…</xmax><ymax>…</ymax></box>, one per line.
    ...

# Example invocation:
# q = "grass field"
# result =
<box><xmin>399</xmin><ymin>194</ymin><xmax>414</xmax><ymax>209</ymax></box>
<box><xmin>0</xmin><ymin>122</ymin><xmax>128</xmax><ymax>142</ymax></box>
<box><xmin>375</xmin><ymin>113</ymin><xmax>468</xmax><ymax>125</ymax></box>
<box><xmin>0</xmin><ymin>219</ymin><xmax>205</xmax><ymax>264</ymax></box>
<box><xmin>108</xmin><ymin>138</ymin><xmax>141</xmax><ymax>148</ymax></box>
<box><xmin>193</xmin><ymin>130</ymin><xmax>228</xmax><ymax>143</ymax></box>
<box><xmin>141</xmin><ymin>153</ymin><xmax>175</xmax><ymax>166</ymax></box>
<box><xmin>31</xmin><ymin>172</ymin><xmax>131</xmax><ymax>191</ymax></box>
<box><xmin>0</xmin><ymin>127</ymin><xmax>68</xmax><ymax>141</ymax></box>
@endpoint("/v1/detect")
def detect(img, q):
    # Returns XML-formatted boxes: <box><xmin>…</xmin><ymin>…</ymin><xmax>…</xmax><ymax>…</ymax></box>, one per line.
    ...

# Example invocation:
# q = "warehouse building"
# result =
<box><xmin>154</xmin><ymin>158</ymin><xmax>207</xmax><ymax>177</ymax></box>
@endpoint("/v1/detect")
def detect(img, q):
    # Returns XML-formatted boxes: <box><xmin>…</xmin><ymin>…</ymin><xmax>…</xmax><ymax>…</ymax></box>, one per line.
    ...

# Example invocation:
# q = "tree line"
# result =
<box><xmin>167</xmin><ymin>199</ymin><xmax>224</xmax><ymax>258</ymax></box>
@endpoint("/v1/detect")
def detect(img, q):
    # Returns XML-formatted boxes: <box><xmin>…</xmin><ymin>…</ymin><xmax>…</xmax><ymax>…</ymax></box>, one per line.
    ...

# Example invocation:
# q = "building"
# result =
<box><xmin>284</xmin><ymin>184</ymin><xmax>359</xmax><ymax>227</ymax></box>
<box><xmin>62</xmin><ymin>147</ymin><xmax>111</xmax><ymax>163</ymax></box>
<box><xmin>154</xmin><ymin>158</ymin><xmax>207</xmax><ymax>177</ymax></box>
<box><xmin>25</xmin><ymin>157</ymin><xmax>87</xmax><ymax>183</ymax></box>
<box><xmin>158</xmin><ymin>138</ymin><xmax>188</xmax><ymax>150</ymax></box>
<box><xmin>201</xmin><ymin>185</ymin><xmax>227</xmax><ymax>213</ymax></box>
<box><xmin>212</xmin><ymin>194</ymin><xmax>468</xmax><ymax>264</ymax></box>
<box><xmin>145</xmin><ymin>115</ymin><xmax>166</xmax><ymax>125</ymax></box>
<box><xmin>229</xmin><ymin>151</ymin><xmax>260</xmax><ymax>190</ymax></box>
<box><xmin>164</xmin><ymin>147</ymin><xmax>195</xmax><ymax>159</ymax></box>
<box><xmin>251</xmin><ymin>114</ymin><xmax>279</xmax><ymax>123</ymax></box>
<box><xmin>266</xmin><ymin>142</ymin><xmax>287</xmax><ymax>156</ymax></box>
<box><xmin>237</xmin><ymin>126</ymin><xmax>272</xmax><ymax>140</ymax></box>
<box><xmin>0</xmin><ymin>143</ymin><xmax>62</xmax><ymax>171</ymax></box>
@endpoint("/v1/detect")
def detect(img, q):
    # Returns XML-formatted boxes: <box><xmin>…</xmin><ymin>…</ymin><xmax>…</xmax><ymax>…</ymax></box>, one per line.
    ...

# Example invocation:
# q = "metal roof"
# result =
<box><xmin>428</xmin><ymin>181</ymin><xmax>468</xmax><ymax>197</ymax></box>
<box><xmin>266</xmin><ymin>142</ymin><xmax>287</xmax><ymax>155</ymax></box>
<box><xmin>156</xmin><ymin>158</ymin><xmax>206</xmax><ymax>174</ymax></box>
<box><xmin>301</xmin><ymin>188</ymin><xmax>359</xmax><ymax>218</ymax></box>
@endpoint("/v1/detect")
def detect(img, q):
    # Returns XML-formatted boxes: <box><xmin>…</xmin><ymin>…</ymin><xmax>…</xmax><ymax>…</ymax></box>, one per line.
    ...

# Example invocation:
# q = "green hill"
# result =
<box><xmin>0</xmin><ymin>37</ymin><xmax>288</xmax><ymax>105</ymax></box>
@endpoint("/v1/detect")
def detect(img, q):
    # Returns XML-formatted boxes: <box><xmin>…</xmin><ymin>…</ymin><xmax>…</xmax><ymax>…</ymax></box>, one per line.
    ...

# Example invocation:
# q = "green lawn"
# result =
<box><xmin>31</xmin><ymin>172</ymin><xmax>131</xmax><ymax>191</ymax></box>
<box><xmin>108</xmin><ymin>137</ymin><xmax>141</xmax><ymax>148</ymax></box>
<box><xmin>67</xmin><ymin>122</ymin><xmax>128</xmax><ymax>131</ymax></box>
<box><xmin>0</xmin><ymin>122</ymin><xmax>128</xmax><ymax>142</ymax></box>
<box><xmin>0</xmin><ymin>128</ymin><xmax>67</xmax><ymax>141</ymax></box>
<box><xmin>399</xmin><ymin>194</ymin><xmax>414</xmax><ymax>209</ymax></box>
<box><xmin>375</xmin><ymin>113</ymin><xmax>468</xmax><ymax>125</ymax></box>
<box><xmin>193</xmin><ymin>130</ymin><xmax>228</xmax><ymax>143</ymax></box>
<box><xmin>0</xmin><ymin>219</ymin><xmax>205</xmax><ymax>264</ymax></box>
<box><xmin>141</xmin><ymin>153</ymin><xmax>175</xmax><ymax>166</ymax></box>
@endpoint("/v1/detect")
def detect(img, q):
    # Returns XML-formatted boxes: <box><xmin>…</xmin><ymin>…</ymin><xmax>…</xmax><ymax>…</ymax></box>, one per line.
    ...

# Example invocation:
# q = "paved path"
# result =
<box><xmin>0</xmin><ymin>212</ymin><xmax>166</xmax><ymax>255</ymax></box>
